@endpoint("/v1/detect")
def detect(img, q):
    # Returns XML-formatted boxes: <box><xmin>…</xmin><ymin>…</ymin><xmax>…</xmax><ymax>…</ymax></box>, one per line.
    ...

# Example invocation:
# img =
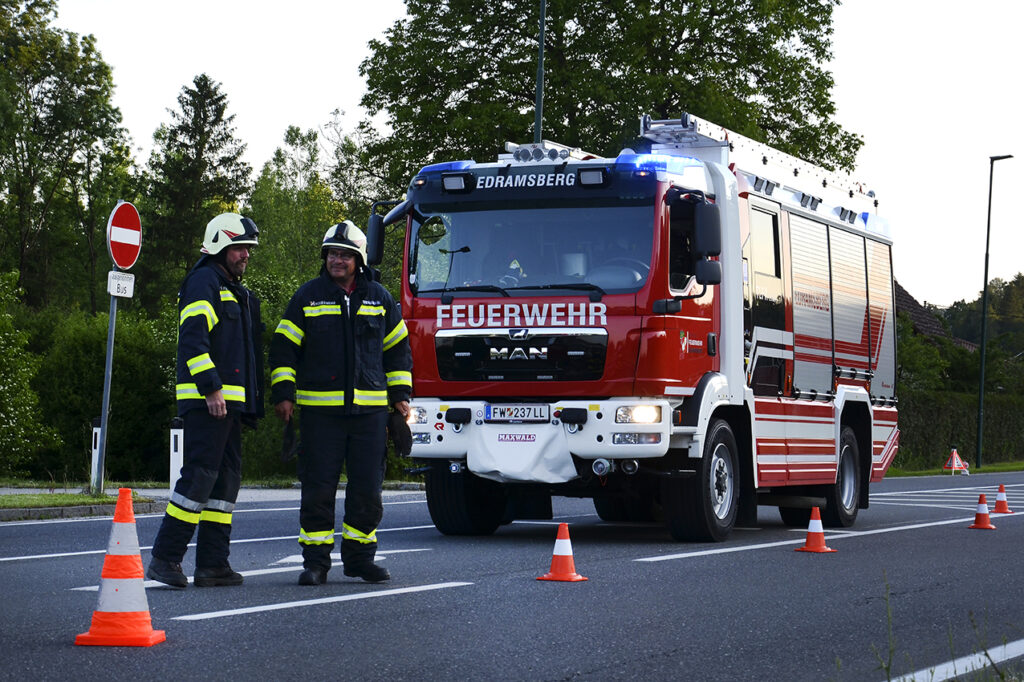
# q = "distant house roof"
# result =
<box><xmin>894</xmin><ymin>280</ymin><xmax>977</xmax><ymax>351</ymax></box>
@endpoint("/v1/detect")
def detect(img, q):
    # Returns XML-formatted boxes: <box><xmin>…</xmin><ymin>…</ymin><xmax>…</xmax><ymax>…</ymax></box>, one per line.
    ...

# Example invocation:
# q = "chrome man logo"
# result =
<box><xmin>498</xmin><ymin>434</ymin><xmax>536</xmax><ymax>442</ymax></box>
<box><xmin>489</xmin><ymin>346</ymin><xmax>548</xmax><ymax>361</ymax></box>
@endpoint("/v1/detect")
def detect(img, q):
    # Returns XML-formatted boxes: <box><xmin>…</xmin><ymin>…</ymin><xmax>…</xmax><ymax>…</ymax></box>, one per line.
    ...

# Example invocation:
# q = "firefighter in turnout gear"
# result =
<box><xmin>270</xmin><ymin>221</ymin><xmax>412</xmax><ymax>585</ymax></box>
<box><xmin>147</xmin><ymin>213</ymin><xmax>264</xmax><ymax>589</ymax></box>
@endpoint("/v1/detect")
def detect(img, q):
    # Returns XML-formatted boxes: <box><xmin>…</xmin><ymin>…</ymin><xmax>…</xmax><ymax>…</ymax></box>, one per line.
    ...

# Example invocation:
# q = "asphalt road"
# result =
<box><xmin>2</xmin><ymin>472</ymin><xmax>1023</xmax><ymax>681</ymax></box>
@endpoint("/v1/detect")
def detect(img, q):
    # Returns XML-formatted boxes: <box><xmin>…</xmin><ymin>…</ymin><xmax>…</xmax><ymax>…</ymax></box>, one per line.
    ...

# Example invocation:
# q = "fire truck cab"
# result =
<box><xmin>368</xmin><ymin>113</ymin><xmax>898</xmax><ymax>542</ymax></box>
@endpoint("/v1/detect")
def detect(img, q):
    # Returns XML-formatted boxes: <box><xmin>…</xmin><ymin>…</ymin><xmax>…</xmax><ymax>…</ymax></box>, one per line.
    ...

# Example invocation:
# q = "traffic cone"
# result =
<box><xmin>76</xmin><ymin>489</ymin><xmax>166</xmax><ymax>646</ymax></box>
<box><xmin>968</xmin><ymin>494</ymin><xmax>997</xmax><ymax>530</ymax></box>
<box><xmin>794</xmin><ymin>507</ymin><xmax>836</xmax><ymax>553</ymax></box>
<box><xmin>537</xmin><ymin>523</ymin><xmax>587</xmax><ymax>582</ymax></box>
<box><xmin>993</xmin><ymin>485</ymin><xmax>1014</xmax><ymax>514</ymax></box>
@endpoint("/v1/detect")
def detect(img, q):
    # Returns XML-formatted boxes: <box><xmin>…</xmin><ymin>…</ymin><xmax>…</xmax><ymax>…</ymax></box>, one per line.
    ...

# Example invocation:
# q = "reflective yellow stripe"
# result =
<box><xmin>187</xmin><ymin>352</ymin><xmax>215</xmax><ymax>375</ymax></box>
<box><xmin>296</xmin><ymin>390</ymin><xmax>346</xmax><ymax>406</ymax></box>
<box><xmin>271</xmin><ymin>367</ymin><xmax>296</xmax><ymax>385</ymax></box>
<box><xmin>221</xmin><ymin>384</ymin><xmax>245</xmax><ymax>402</ymax></box>
<box><xmin>176</xmin><ymin>383</ymin><xmax>245</xmax><ymax>402</ymax></box>
<box><xmin>386</xmin><ymin>370</ymin><xmax>412</xmax><ymax>387</ymax></box>
<box><xmin>382</xmin><ymin>319</ymin><xmax>408</xmax><ymax>351</ymax></box>
<box><xmin>299</xmin><ymin>528</ymin><xmax>335</xmax><ymax>545</ymax></box>
<box><xmin>303</xmin><ymin>304</ymin><xmax>342</xmax><ymax>317</ymax></box>
<box><xmin>219</xmin><ymin>289</ymin><xmax>238</xmax><ymax>303</ymax></box>
<box><xmin>357</xmin><ymin>304</ymin><xmax>385</xmax><ymax>316</ymax></box>
<box><xmin>180</xmin><ymin>300</ymin><xmax>218</xmax><ymax>331</ymax></box>
<box><xmin>354</xmin><ymin>389</ymin><xmax>388</xmax><ymax>406</ymax></box>
<box><xmin>342</xmin><ymin>523</ymin><xmax>377</xmax><ymax>544</ymax></box>
<box><xmin>166</xmin><ymin>502</ymin><xmax>200</xmax><ymax>525</ymax></box>
<box><xmin>176</xmin><ymin>383</ymin><xmax>203</xmax><ymax>400</ymax></box>
<box><xmin>275</xmin><ymin>319</ymin><xmax>305</xmax><ymax>346</ymax></box>
<box><xmin>199</xmin><ymin>509</ymin><xmax>232</xmax><ymax>525</ymax></box>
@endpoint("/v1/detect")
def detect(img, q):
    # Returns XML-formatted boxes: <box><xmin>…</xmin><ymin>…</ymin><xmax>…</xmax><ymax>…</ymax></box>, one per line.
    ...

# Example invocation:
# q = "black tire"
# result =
<box><xmin>821</xmin><ymin>426</ymin><xmax>860</xmax><ymax>528</ymax></box>
<box><xmin>593</xmin><ymin>496</ymin><xmax>627</xmax><ymax>522</ymax></box>
<box><xmin>424</xmin><ymin>464</ymin><xmax>506</xmax><ymax>535</ymax></box>
<box><xmin>778</xmin><ymin>506</ymin><xmax>812</xmax><ymax>527</ymax></box>
<box><xmin>662</xmin><ymin>419</ymin><xmax>739</xmax><ymax>542</ymax></box>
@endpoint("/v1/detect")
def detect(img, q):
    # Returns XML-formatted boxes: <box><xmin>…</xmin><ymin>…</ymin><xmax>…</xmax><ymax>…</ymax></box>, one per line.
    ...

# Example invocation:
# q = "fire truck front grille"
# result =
<box><xmin>435</xmin><ymin>328</ymin><xmax>607</xmax><ymax>381</ymax></box>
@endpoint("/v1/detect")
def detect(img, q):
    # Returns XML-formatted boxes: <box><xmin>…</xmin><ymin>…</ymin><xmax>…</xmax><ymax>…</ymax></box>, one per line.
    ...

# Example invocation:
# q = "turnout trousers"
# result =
<box><xmin>298</xmin><ymin>409</ymin><xmax>388</xmax><ymax>573</ymax></box>
<box><xmin>151</xmin><ymin>409</ymin><xmax>242</xmax><ymax>569</ymax></box>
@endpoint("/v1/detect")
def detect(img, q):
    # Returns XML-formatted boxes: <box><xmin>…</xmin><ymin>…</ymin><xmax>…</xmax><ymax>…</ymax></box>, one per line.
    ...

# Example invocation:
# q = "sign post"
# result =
<box><xmin>91</xmin><ymin>201</ymin><xmax>141</xmax><ymax>496</ymax></box>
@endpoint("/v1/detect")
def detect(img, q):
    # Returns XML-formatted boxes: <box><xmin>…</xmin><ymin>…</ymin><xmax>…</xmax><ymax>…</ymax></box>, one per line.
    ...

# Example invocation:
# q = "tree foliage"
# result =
<box><xmin>0</xmin><ymin>0</ymin><xmax>121</xmax><ymax>306</ymax></box>
<box><xmin>139</xmin><ymin>73</ymin><xmax>252</xmax><ymax>307</ymax></box>
<box><xmin>359</xmin><ymin>0</ymin><xmax>862</xmax><ymax>192</ymax></box>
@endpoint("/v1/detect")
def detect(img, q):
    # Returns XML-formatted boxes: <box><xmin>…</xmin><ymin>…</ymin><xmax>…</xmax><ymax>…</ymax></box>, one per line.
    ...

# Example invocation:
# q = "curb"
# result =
<box><xmin>0</xmin><ymin>502</ymin><xmax>165</xmax><ymax>522</ymax></box>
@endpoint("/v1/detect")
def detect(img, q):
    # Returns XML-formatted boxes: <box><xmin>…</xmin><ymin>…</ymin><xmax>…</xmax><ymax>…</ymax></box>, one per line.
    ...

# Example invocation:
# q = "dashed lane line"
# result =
<box><xmin>172</xmin><ymin>581</ymin><xmax>474</xmax><ymax>621</ymax></box>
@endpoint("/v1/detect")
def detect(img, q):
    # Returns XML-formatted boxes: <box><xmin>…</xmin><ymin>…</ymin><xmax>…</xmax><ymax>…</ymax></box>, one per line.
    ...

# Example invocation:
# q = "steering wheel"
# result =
<box><xmin>602</xmin><ymin>257</ymin><xmax>650</xmax><ymax>274</ymax></box>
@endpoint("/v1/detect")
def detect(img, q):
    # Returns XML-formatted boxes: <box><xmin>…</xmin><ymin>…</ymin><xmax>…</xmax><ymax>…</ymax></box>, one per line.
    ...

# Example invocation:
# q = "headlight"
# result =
<box><xmin>407</xmin><ymin>407</ymin><xmax>428</xmax><ymax>425</ymax></box>
<box><xmin>615</xmin><ymin>405</ymin><xmax>661</xmax><ymax>424</ymax></box>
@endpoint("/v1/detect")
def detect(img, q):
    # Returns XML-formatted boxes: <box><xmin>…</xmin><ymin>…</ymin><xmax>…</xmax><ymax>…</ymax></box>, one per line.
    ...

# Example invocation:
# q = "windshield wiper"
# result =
<box><xmin>417</xmin><ymin>284</ymin><xmax>510</xmax><ymax>304</ymax></box>
<box><xmin>504</xmin><ymin>282</ymin><xmax>606</xmax><ymax>301</ymax></box>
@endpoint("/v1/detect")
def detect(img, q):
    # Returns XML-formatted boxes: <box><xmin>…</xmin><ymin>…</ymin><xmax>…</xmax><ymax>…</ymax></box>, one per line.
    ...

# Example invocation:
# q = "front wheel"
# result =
<box><xmin>822</xmin><ymin>427</ymin><xmax>860</xmax><ymax>527</ymax></box>
<box><xmin>662</xmin><ymin>419</ymin><xmax>739</xmax><ymax>542</ymax></box>
<box><xmin>424</xmin><ymin>463</ymin><xmax>506</xmax><ymax>535</ymax></box>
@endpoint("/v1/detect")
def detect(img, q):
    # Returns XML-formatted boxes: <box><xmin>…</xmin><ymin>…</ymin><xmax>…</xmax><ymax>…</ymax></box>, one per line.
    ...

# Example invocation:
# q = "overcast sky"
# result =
<box><xmin>54</xmin><ymin>0</ymin><xmax>1022</xmax><ymax>307</ymax></box>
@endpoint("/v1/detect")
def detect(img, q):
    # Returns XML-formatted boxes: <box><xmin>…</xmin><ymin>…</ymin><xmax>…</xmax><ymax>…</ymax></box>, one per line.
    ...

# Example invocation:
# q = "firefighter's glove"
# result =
<box><xmin>388</xmin><ymin>410</ymin><xmax>413</xmax><ymax>458</ymax></box>
<box><xmin>280</xmin><ymin>416</ymin><xmax>299</xmax><ymax>463</ymax></box>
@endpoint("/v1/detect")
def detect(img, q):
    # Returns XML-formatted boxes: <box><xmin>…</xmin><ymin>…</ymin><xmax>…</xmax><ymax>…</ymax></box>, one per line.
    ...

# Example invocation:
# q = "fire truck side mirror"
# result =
<box><xmin>366</xmin><ymin>213</ymin><xmax>384</xmax><ymax>266</ymax></box>
<box><xmin>695</xmin><ymin>258</ymin><xmax>721</xmax><ymax>285</ymax></box>
<box><xmin>693</xmin><ymin>203</ymin><xmax>721</xmax><ymax>257</ymax></box>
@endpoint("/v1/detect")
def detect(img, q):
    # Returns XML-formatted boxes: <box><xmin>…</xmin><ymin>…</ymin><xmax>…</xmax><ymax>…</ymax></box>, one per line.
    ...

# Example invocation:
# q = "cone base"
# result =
<box><xmin>993</xmin><ymin>507</ymin><xmax>1014</xmax><ymax>514</ymax></box>
<box><xmin>968</xmin><ymin>522</ymin><xmax>996</xmax><ymax>529</ymax></box>
<box><xmin>795</xmin><ymin>545</ymin><xmax>837</xmax><ymax>553</ymax></box>
<box><xmin>537</xmin><ymin>572</ymin><xmax>588</xmax><ymax>582</ymax></box>
<box><xmin>75</xmin><ymin>629</ymin><xmax>165</xmax><ymax>647</ymax></box>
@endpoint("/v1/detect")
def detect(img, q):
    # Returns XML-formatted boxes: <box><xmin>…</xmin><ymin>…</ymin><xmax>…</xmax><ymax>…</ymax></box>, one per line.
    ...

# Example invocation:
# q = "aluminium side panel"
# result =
<box><xmin>828</xmin><ymin>228</ymin><xmax>870</xmax><ymax>374</ymax></box>
<box><xmin>866</xmin><ymin>239</ymin><xmax>896</xmax><ymax>398</ymax></box>
<box><xmin>788</xmin><ymin>215</ymin><xmax>832</xmax><ymax>394</ymax></box>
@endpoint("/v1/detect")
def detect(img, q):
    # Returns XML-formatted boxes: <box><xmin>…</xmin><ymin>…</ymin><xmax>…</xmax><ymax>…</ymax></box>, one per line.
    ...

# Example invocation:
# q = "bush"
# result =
<box><xmin>0</xmin><ymin>272</ymin><xmax>60</xmax><ymax>475</ymax></box>
<box><xmin>31</xmin><ymin>303</ymin><xmax>175</xmax><ymax>481</ymax></box>
<box><xmin>894</xmin><ymin>388</ymin><xmax>1024</xmax><ymax>470</ymax></box>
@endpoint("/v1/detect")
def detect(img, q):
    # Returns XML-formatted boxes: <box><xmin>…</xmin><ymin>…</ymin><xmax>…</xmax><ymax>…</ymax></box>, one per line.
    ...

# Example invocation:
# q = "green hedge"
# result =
<box><xmin>895</xmin><ymin>388</ymin><xmax>1024</xmax><ymax>471</ymax></box>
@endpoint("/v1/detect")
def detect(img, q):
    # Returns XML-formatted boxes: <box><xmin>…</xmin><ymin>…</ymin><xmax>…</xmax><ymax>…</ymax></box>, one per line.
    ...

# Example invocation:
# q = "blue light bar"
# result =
<box><xmin>418</xmin><ymin>160</ymin><xmax>475</xmax><ymax>174</ymax></box>
<box><xmin>615</xmin><ymin>153</ymin><xmax>704</xmax><ymax>175</ymax></box>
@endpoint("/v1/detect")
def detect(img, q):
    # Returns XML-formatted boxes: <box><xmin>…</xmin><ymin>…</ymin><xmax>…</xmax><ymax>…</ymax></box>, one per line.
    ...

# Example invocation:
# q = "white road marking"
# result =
<box><xmin>273</xmin><ymin>548</ymin><xmax>431</xmax><ymax>564</ymax></box>
<box><xmin>634</xmin><ymin>513</ymin><xmax>1022</xmax><ymax>562</ymax></box>
<box><xmin>891</xmin><ymin>636</ymin><xmax>1024</xmax><ymax>682</ymax></box>
<box><xmin>173</xmin><ymin>582</ymin><xmax>474</xmax><ymax>621</ymax></box>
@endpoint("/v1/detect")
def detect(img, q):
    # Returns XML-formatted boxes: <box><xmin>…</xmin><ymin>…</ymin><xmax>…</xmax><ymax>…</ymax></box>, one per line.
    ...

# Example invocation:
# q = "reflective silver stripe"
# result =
<box><xmin>205</xmin><ymin>498</ymin><xmax>235</xmax><ymax>512</ymax></box>
<box><xmin>221</xmin><ymin>384</ymin><xmax>246</xmax><ymax>402</ymax></box>
<box><xmin>219</xmin><ymin>288</ymin><xmax>238</xmax><ymax>303</ymax></box>
<box><xmin>171</xmin><ymin>492</ymin><xmax>204</xmax><ymax>512</ymax></box>
<box><xmin>96</xmin><ymin>578</ymin><xmax>151</xmax><ymax>612</ymax></box>
<box><xmin>303</xmin><ymin>304</ymin><xmax>342</xmax><ymax>317</ymax></box>
<box><xmin>105</xmin><ymin>522</ymin><xmax>141</xmax><ymax>556</ymax></box>
<box><xmin>271</xmin><ymin>367</ymin><xmax>296</xmax><ymax>385</ymax></box>
<box><xmin>382</xmin><ymin>319</ymin><xmax>408</xmax><ymax>351</ymax></box>
<box><xmin>341</xmin><ymin>523</ymin><xmax>377</xmax><ymax>544</ymax></box>
<box><xmin>299</xmin><ymin>528</ymin><xmax>335</xmax><ymax>545</ymax></box>
<box><xmin>296</xmin><ymin>390</ymin><xmax>345</xmax><ymax>406</ymax></box>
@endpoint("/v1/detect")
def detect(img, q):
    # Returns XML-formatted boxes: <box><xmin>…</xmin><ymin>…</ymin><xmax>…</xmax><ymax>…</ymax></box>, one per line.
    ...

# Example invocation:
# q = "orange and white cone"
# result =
<box><xmin>993</xmin><ymin>485</ymin><xmax>1014</xmax><ymax>514</ymax></box>
<box><xmin>968</xmin><ymin>494</ymin><xmax>997</xmax><ymax>530</ymax></box>
<box><xmin>794</xmin><ymin>507</ymin><xmax>836</xmax><ymax>553</ymax></box>
<box><xmin>537</xmin><ymin>523</ymin><xmax>587</xmax><ymax>582</ymax></box>
<box><xmin>76</xmin><ymin>489</ymin><xmax>166</xmax><ymax>646</ymax></box>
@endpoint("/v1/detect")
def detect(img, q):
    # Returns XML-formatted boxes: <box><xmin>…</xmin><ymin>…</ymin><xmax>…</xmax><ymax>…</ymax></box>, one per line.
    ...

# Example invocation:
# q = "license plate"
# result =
<box><xmin>485</xmin><ymin>404</ymin><xmax>550</xmax><ymax>423</ymax></box>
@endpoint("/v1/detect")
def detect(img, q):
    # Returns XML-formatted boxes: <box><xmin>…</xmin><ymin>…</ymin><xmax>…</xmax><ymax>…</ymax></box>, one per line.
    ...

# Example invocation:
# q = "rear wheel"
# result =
<box><xmin>424</xmin><ymin>463</ymin><xmax>506</xmax><ymax>535</ymax></box>
<box><xmin>822</xmin><ymin>426</ymin><xmax>860</xmax><ymax>527</ymax></box>
<box><xmin>662</xmin><ymin>419</ymin><xmax>739</xmax><ymax>542</ymax></box>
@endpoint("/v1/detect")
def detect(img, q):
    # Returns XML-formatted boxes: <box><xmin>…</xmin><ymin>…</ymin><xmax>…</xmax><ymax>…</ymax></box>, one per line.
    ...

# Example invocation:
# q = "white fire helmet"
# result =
<box><xmin>200</xmin><ymin>213</ymin><xmax>260</xmax><ymax>255</ymax></box>
<box><xmin>321</xmin><ymin>220</ymin><xmax>367</xmax><ymax>265</ymax></box>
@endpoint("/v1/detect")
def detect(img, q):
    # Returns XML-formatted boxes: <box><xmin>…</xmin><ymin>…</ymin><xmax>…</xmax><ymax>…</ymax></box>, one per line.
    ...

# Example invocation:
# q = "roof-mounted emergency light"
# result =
<box><xmin>504</xmin><ymin>140</ymin><xmax>592</xmax><ymax>163</ymax></box>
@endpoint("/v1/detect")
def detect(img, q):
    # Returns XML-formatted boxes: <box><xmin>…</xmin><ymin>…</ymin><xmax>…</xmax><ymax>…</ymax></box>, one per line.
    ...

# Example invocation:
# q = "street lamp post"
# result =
<box><xmin>976</xmin><ymin>154</ymin><xmax>1013</xmax><ymax>469</ymax></box>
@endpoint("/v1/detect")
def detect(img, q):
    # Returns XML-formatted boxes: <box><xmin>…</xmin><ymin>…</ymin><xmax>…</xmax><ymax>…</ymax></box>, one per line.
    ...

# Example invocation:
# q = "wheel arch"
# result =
<box><xmin>839</xmin><ymin>400</ymin><xmax>872</xmax><ymax>509</ymax></box>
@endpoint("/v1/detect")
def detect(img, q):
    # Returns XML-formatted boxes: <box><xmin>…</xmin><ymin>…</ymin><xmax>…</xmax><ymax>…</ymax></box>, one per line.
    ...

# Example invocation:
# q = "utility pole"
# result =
<box><xmin>533</xmin><ymin>0</ymin><xmax>546</xmax><ymax>143</ymax></box>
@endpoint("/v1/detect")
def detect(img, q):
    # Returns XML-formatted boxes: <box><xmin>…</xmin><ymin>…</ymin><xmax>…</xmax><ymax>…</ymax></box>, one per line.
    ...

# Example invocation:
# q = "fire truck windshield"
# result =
<box><xmin>409</xmin><ymin>199</ymin><xmax>655</xmax><ymax>297</ymax></box>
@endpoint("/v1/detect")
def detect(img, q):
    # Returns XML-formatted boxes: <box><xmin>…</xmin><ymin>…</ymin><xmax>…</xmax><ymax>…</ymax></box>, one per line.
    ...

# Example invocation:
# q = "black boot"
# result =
<box><xmin>194</xmin><ymin>565</ymin><xmax>243</xmax><ymax>587</ymax></box>
<box><xmin>298</xmin><ymin>568</ymin><xmax>328</xmax><ymax>585</ymax></box>
<box><xmin>147</xmin><ymin>557</ymin><xmax>188</xmax><ymax>589</ymax></box>
<box><xmin>343</xmin><ymin>562</ymin><xmax>390</xmax><ymax>583</ymax></box>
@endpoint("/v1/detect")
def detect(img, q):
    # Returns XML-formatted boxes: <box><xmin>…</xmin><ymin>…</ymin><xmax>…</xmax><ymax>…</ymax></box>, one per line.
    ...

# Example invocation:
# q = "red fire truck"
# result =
<box><xmin>367</xmin><ymin>113</ymin><xmax>898</xmax><ymax>542</ymax></box>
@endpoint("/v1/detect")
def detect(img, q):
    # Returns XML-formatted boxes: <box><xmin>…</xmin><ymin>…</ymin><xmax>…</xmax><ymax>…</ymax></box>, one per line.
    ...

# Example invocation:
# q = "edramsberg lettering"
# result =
<box><xmin>436</xmin><ymin>302</ymin><xmax>607</xmax><ymax>328</ymax></box>
<box><xmin>476</xmin><ymin>173</ymin><xmax>576</xmax><ymax>189</ymax></box>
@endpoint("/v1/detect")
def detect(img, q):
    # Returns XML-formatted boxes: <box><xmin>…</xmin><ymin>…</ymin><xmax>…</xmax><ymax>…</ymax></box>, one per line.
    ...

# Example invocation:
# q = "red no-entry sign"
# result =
<box><xmin>106</xmin><ymin>201</ymin><xmax>142</xmax><ymax>270</ymax></box>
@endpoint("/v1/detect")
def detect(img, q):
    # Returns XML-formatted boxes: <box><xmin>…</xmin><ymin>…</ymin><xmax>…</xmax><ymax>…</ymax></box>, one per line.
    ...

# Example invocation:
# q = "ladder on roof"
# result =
<box><xmin>639</xmin><ymin>113</ymin><xmax>874</xmax><ymax>204</ymax></box>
